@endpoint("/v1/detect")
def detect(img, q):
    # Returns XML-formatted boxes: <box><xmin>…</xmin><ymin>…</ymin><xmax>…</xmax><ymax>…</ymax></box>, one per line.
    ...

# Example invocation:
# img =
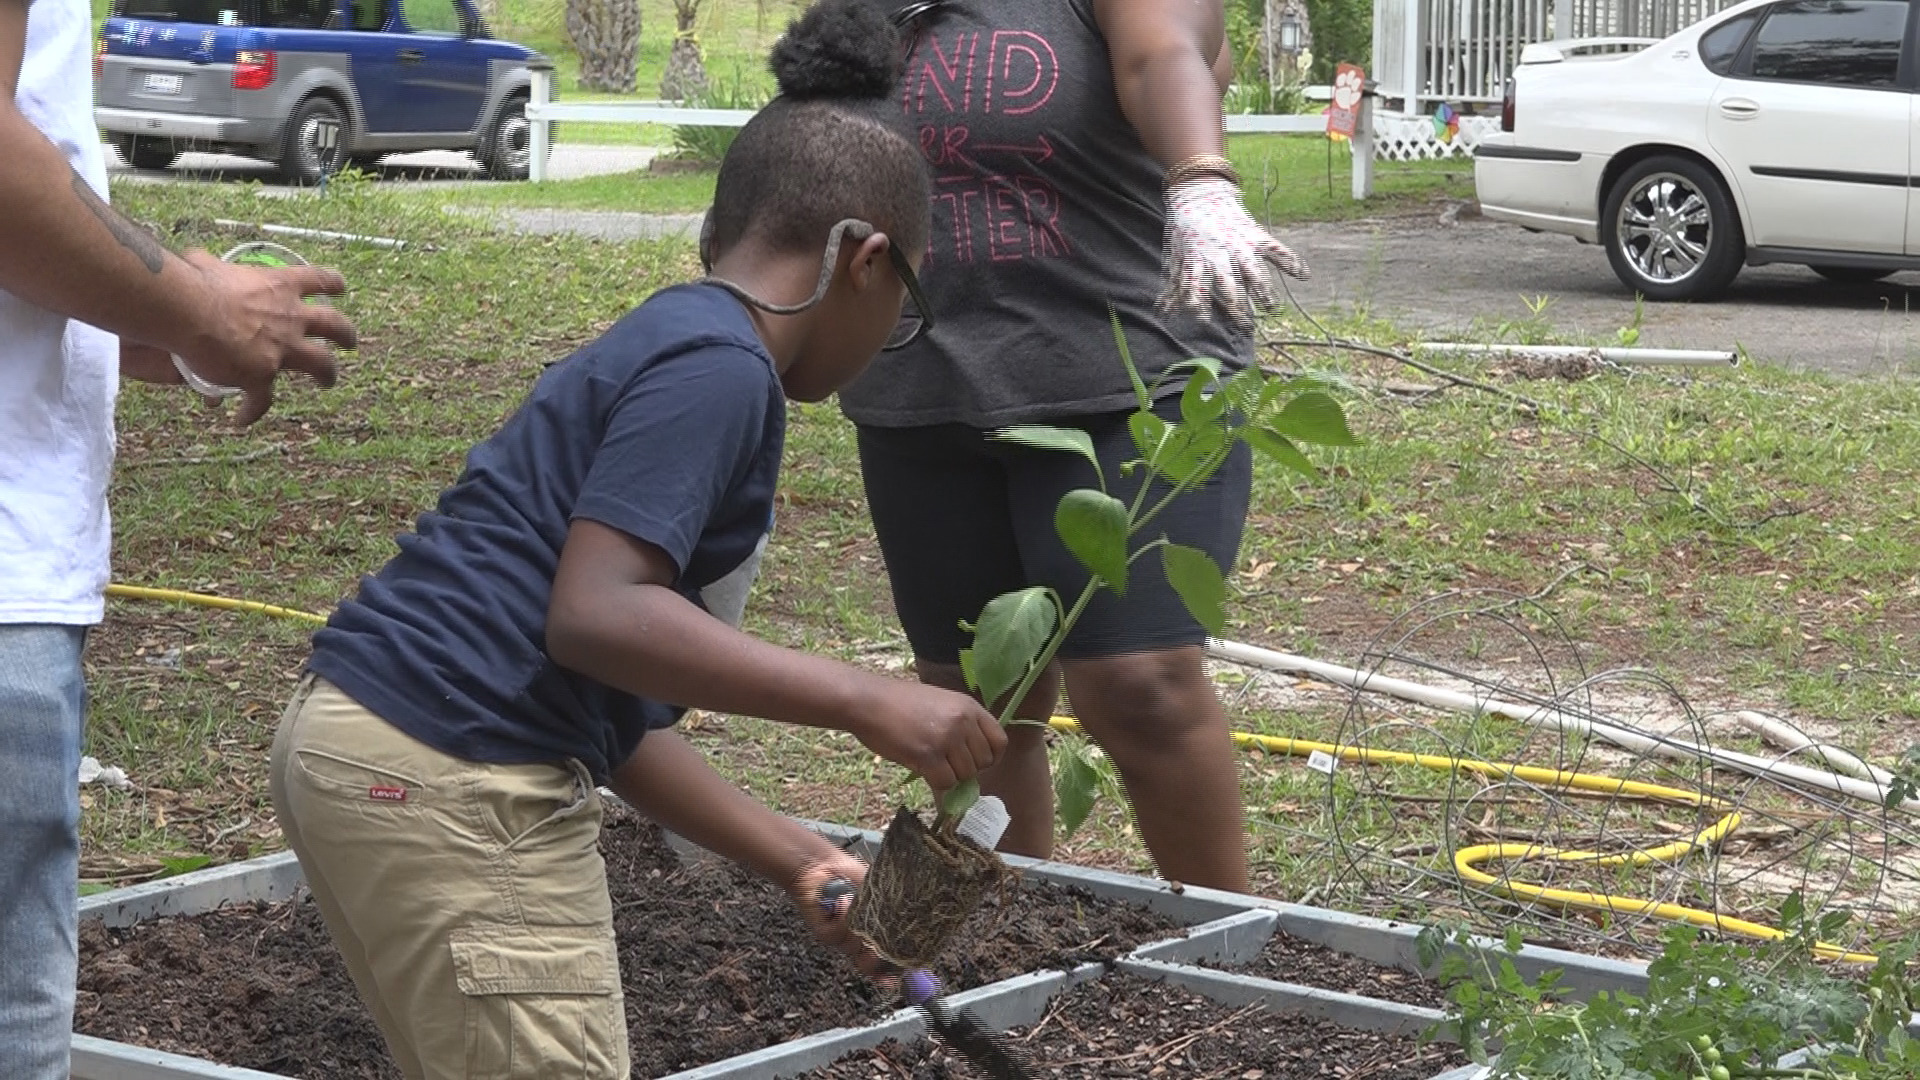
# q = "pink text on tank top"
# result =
<box><xmin>901</xmin><ymin>29</ymin><xmax>1071</xmax><ymax>266</ymax></box>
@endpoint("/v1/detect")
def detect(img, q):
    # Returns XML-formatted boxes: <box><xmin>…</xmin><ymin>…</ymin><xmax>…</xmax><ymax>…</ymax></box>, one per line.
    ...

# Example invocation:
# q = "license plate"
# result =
<box><xmin>143</xmin><ymin>72</ymin><xmax>184</xmax><ymax>95</ymax></box>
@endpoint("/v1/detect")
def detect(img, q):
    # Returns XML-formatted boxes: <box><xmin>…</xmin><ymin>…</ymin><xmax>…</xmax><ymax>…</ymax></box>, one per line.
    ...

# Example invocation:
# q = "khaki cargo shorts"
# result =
<box><xmin>268</xmin><ymin>675</ymin><xmax>627</xmax><ymax>1079</ymax></box>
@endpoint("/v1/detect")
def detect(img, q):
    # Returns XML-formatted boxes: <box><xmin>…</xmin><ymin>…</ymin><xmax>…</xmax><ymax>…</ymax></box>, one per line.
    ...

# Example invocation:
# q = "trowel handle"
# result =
<box><xmin>815</xmin><ymin>876</ymin><xmax>940</xmax><ymax>1004</ymax></box>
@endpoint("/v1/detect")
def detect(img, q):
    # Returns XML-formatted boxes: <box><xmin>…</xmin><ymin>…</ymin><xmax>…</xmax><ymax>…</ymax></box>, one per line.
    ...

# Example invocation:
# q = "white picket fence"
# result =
<box><xmin>1373</xmin><ymin>0</ymin><xmax>1741</xmax><ymax>113</ymax></box>
<box><xmin>526</xmin><ymin>67</ymin><xmax>1382</xmax><ymax>198</ymax></box>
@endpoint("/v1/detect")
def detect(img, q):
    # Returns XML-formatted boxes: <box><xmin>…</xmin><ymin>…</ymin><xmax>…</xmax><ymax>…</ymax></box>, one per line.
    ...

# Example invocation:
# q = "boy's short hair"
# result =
<box><xmin>707</xmin><ymin>0</ymin><xmax>930</xmax><ymax>262</ymax></box>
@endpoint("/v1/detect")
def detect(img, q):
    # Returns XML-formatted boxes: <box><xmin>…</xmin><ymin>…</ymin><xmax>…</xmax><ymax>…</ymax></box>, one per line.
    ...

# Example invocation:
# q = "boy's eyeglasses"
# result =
<box><xmin>700</xmin><ymin>217</ymin><xmax>933</xmax><ymax>352</ymax></box>
<box><xmin>883</xmin><ymin>241</ymin><xmax>931</xmax><ymax>351</ymax></box>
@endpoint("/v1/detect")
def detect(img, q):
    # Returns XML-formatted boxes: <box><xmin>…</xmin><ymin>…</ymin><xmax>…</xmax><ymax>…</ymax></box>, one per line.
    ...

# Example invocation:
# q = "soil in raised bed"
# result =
<box><xmin>74</xmin><ymin>806</ymin><xmax>1180</xmax><ymax>1078</ymax></box>
<box><xmin>1197</xmin><ymin>929</ymin><xmax>1449</xmax><ymax>1009</ymax></box>
<box><xmin>806</xmin><ymin>972</ymin><xmax>1469</xmax><ymax>1078</ymax></box>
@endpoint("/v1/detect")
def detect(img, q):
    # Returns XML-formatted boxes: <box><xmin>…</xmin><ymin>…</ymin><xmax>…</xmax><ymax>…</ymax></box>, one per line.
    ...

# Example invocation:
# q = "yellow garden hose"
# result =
<box><xmin>103</xmin><ymin>583</ymin><xmax>1875</xmax><ymax>962</ymax></box>
<box><xmin>105</xmin><ymin>584</ymin><xmax>328</xmax><ymax>625</ymax></box>
<box><xmin>1047</xmin><ymin>717</ymin><xmax>1877</xmax><ymax>964</ymax></box>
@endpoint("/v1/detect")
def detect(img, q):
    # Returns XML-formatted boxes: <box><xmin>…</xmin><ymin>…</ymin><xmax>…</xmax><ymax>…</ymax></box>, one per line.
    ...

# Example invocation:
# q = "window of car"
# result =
<box><xmin>117</xmin><ymin>0</ymin><xmax>249</xmax><ymax>23</ymax></box>
<box><xmin>1699</xmin><ymin>10</ymin><xmax>1761</xmax><ymax>74</ymax></box>
<box><xmin>1746</xmin><ymin>0</ymin><xmax>1909</xmax><ymax>88</ymax></box>
<box><xmin>351</xmin><ymin>0</ymin><xmax>387</xmax><ymax>30</ymax></box>
<box><xmin>401</xmin><ymin>0</ymin><xmax>464</xmax><ymax>35</ymax></box>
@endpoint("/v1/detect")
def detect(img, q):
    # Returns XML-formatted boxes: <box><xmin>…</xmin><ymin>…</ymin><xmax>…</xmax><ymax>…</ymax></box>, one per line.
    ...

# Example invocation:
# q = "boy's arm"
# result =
<box><xmin>610</xmin><ymin>728</ymin><xmax>891</xmax><ymax>976</ymax></box>
<box><xmin>548</xmin><ymin>519</ymin><xmax>1005</xmax><ymax>794</ymax></box>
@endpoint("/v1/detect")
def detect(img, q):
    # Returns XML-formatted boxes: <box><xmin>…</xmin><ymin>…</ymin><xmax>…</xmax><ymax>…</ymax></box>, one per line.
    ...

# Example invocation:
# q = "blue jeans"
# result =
<box><xmin>0</xmin><ymin>625</ymin><xmax>88</xmax><ymax>1080</ymax></box>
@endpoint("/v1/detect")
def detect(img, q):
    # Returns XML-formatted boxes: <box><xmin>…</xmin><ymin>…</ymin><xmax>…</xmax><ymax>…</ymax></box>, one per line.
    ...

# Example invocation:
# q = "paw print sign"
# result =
<box><xmin>1326</xmin><ymin>63</ymin><xmax>1366</xmax><ymax>138</ymax></box>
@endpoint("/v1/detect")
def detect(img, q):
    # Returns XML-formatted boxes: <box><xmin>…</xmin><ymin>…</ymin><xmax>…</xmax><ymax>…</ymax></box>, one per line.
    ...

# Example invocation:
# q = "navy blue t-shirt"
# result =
<box><xmin>307</xmin><ymin>283</ymin><xmax>786</xmax><ymax>784</ymax></box>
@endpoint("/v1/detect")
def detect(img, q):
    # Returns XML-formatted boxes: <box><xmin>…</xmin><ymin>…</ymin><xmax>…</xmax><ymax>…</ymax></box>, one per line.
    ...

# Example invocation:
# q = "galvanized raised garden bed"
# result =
<box><xmin>73</xmin><ymin>815</ymin><xmax>1650</xmax><ymax>1080</ymax></box>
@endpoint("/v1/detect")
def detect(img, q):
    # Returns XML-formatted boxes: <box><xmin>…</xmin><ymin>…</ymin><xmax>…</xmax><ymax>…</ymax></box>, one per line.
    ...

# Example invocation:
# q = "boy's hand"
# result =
<box><xmin>846</xmin><ymin>678</ymin><xmax>1006</xmax><ymax>792</ymax></box>
<box><xmin>791</xmin><ymin>854</ymin><xmax>898</xmax><ymax>983</ymax></box>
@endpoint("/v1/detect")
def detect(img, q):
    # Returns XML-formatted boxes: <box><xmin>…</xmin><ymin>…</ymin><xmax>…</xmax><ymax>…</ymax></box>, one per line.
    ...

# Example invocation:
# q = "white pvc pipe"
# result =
<box><xmin>1733</xmin><ymin>711</ymin><xmax>1896</xmax><ymax>788</ymax></box>
<box><xmin>213</xmin><ymin>220</ymin><xmax>407</xmax><ymax>249</ymax></box>
<box><xmin>1414</xmin><ymin>342</ymin><xmax>1738</xmax><ymax>367</ymax></box>
<box><xmin>1204</xmin><ymin>638</ymin><xmax>1917</xmax><ymax>814</ymax></box>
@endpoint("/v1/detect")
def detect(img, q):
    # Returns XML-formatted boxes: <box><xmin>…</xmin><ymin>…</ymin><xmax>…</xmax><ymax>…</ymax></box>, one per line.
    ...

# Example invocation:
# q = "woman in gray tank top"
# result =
<box><xmin>840</xmin><ymin>0</ymin><xmax>1308</xmax><ymax>893</ymax></box>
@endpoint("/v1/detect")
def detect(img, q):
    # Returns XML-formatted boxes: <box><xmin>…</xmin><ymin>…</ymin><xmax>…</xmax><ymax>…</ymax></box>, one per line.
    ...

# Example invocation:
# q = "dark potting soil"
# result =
<box><xmin>74</xmin><ymin>808</ymin><xmax>1180</xmax><ymax>1078</ymax></box>
<box><xmin>1197</xmin><ymin>929</ymin><xmax>1448</xmax><ymax>1009</ymax></box>
<box><xmin>806</xmin><ymin>972</ymin><xmax>1469</xmax><ymax>1079</ymax></box>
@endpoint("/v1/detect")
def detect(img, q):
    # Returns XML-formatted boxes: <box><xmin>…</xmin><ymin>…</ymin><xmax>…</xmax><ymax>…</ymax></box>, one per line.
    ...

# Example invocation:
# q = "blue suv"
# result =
<box><xmin>96</xmin><ymin>0</ymin><xmax>548</xmax><ymax>183</ymax></box>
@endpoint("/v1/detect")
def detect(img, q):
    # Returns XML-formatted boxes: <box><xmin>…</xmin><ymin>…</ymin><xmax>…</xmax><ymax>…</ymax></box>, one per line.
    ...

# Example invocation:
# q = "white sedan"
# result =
<box><xmin>1473</xmin><ymin>0</ymin><xmax>1915</xmax><ymax>300</ymax></box>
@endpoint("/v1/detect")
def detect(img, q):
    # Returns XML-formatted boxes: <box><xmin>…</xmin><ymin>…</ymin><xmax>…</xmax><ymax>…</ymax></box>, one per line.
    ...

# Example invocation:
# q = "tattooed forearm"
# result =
<box><xmin>72</xmin><ymin>169</ymin><xmax>167</xmax><ymax>273</ymax></box>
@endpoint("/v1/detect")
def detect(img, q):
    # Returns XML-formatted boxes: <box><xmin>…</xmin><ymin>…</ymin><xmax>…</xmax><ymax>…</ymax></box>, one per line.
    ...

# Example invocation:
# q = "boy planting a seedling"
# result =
<box><xmin>266</xmin><ymin>3</ymin><xmax>1004</xmax><ymax>1076</ymax></box>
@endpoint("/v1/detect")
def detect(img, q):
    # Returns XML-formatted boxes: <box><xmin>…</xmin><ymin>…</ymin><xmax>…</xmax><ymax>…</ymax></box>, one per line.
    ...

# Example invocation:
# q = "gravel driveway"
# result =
<box><xmin>1271</xmin><ymin>203</ymin><xmax>1920</xmax><ymax>376</ymax></box>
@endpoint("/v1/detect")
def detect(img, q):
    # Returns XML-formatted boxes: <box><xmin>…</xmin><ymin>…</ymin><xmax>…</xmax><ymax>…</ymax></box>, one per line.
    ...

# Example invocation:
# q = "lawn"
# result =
<box><xmin>87</xmin><ymin>178</ymin><xmax>1920</xmax><ymax>947</ymax></box>
<box><xmin>434</xmin><ymin>133</ymin><xmax>1475</xmax><ymax>221</ymax></box>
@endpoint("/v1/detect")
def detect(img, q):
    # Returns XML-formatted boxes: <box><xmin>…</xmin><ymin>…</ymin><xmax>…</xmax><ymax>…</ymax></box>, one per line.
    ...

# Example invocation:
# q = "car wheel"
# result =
<box><xmin>118</xmin><ymin>135</ymin><xmax>180</xmax><ymax>171</ymax></box>
<box><xmin>481</xmin><ymin>95</ymin><xmax>535</xmax><ymax>181</ymax></box>
<box><xmin>1811</xmin><ymin>265</ymin><xmax>1895</xmax><ymax>285</ymax></box>
<box><xmin>279</xmin><ymin>96</ymin><xmax>349</xmax><ymax>186</ymax></box>
<box><xmin>1602</xmin><ymin>155</ymin><xmax>1743</xmax><ymax>301</ymax></box>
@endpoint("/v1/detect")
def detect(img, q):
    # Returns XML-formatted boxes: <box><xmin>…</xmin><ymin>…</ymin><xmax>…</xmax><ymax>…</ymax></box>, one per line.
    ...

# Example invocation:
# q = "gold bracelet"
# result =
<box><xmin>1163</xmin><ymin>154</ymin><xmax>1239</xmax><ymax>189</ymax></box>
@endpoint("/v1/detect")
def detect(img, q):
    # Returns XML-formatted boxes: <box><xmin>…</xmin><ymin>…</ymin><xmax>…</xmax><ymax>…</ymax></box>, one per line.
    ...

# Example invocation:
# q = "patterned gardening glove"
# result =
<box><xmin>1160</xmin><ymin>177</ymin><xmax>1310</xmax><ymax>328</ymax></box>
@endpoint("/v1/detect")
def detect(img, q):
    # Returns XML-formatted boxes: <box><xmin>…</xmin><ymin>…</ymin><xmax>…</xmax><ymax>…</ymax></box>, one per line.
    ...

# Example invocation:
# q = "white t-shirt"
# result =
<box><xmin>0</xmin><ymin>0</ymin><xmax>119</xmax><ymax>625</ymax></box>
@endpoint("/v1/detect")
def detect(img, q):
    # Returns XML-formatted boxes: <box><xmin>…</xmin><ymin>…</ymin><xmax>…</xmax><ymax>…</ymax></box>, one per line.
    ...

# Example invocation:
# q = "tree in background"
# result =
<box><xmin>660</xmin><ymin>0</ymin><xmax>712</xmax><ymax>100</ymax></box>
<box><xmin>566</xmin><ymin>0</ymin><xmax>641</xmax><ymax>92</ymax></box>
<box><xmin>1228</xmin><ymin>0</ymin><xmax>1370</xmax><ymax>87</ymax></box>
<box><xmin>1300</xmin><ymin>0</ymin><xmax>1369</xmax><ymax>83</ymax></box>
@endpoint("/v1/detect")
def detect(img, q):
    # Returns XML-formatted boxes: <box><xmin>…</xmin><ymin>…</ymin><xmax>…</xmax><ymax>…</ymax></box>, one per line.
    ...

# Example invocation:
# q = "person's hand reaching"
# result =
<box><xmin>166</xmin><ymin>250</ymin><xmax>356</xmax><ymax>424</ymax></box>
<box><xmin>1160</xmin><ymin>177</ymin><xmax>1309</xmax><ymax>328</ymax></box>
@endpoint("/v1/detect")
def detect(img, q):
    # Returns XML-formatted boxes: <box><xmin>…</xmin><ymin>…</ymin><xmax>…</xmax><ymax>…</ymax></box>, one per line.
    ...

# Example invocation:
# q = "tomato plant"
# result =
<box><xmin>1416</xmin><ymin>896</ymin><xmax>1920</xmax><ymax>1080</ymax></box>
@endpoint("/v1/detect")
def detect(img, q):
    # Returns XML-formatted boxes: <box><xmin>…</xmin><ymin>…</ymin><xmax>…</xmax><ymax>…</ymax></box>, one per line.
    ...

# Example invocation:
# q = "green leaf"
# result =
<box><xmin>159</xmin><ymin>854</ymin><xmax>214</xmax><ymax>878</ymax></box>
<box><xmin>1221</xmin><ymin>366</ymin><xmax>1265</xmax><ymax>416</ymax></box>
<box><xmin>967</xmin><ymin>586</ymin><xmax>1059</xmax><ymax>708</ymax></box>
<box><xmin>991</xmin><ymin>426</ymin><xmax>1104</xmax><ymax>489</ymax></box>
<box><xmin>1110</xmin><ymin>305</ymin><xmax>1151</xmax><ymax>411</ymax></box>
<box><xmin>958</xmin><ymin>647</ymin><xmax>978</xmax><ymax>694</ymax></box>
<box><xmin>1161</xmin><ymin>543</ymin><xmax>1226</xmax><ymax>634</ymax></box>
<box><xmin>1054</xmin><ymin>489</ymin><xmax>1130</xmax><ymax>594</ymax></box>
<box><xmin>1179</xmin><ymin>367</ymin><xmax>1227</xmax><ymax>426</ymax></box>
<box><xmin>1243</xmin><ymin>426</ymin><xmax>1320</xmax><ymax>480</ymax></box>
<box><xmin>78</xmin><ymin>882</ymin><xmax>112</xmax><ymax>896</ymax></box>
<box><xmin>1270</xmin><ymin>390</ymin><xmax>1359</xmax><ymax>446</ymax></box>
<box><xmin>1054</xmin><ymin>740</ymin><xmax>1102</xmax><ymax>839</ymax></box>
<box><xmin>1159</xmin><ymin>357</ymin><xmax>1225</xmax><ymax>393</ymax></box>
<box><xmin>1151</xmin><ymin>419</ymin><xmax>1230</xmax><ymax>489</ymax></box>
<box><xmin>1129</xmin><ymin>408</ymin><xmax>1167</xmax><ymax>464</ymax></box>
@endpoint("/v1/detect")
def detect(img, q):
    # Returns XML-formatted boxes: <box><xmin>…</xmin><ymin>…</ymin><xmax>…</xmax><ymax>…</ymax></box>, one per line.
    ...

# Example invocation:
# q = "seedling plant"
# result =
<box><xmin>936</xmin><ymin>314</ymin><xmax>1358</xmax><ymax>834</ymax></box>
<box><xmin>844</xmin><ymin>313</ymin><xmax>1357</xmax><ymax>968</ymax></box>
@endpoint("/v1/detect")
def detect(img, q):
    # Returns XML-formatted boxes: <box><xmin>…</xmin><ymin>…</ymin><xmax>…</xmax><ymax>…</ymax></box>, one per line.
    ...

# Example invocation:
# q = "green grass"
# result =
<box><xmin>426</xmin><ymin>133</ymin><xmax>1473</xmax><ymax>220</ymax></box>
<box><xmin>85</xmin><ymin>178</ymin><xmax>1919</xmax><ymax>945</ymax></box>
<box><xmin>440</xmin><ymin>162</ymin><xmax>716</xmax><ymax>211</ymax></box>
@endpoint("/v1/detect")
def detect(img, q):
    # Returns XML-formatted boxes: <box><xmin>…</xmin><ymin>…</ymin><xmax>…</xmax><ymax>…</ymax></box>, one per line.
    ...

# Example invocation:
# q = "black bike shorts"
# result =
<box><xmin>855</xmin><ymin>397</ymin><xmax>1252</xmax><ymax>664</ymax></box>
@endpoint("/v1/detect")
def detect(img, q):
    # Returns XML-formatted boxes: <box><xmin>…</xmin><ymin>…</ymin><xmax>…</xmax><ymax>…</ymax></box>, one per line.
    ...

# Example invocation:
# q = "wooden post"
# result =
<box><xmin>1400</xmin><ymin>0</ymin><xmax>1424</xmax><ymax>115</ymax></box>
<box><xmin>529</xmin><ymin>62</ymin><xmax>553</xmax><ymax>183</ymax></box>
<box><xmin>1352</xmin><ymin>86</ymin><xmax>1376</xmax><ymax>201</ymax></box>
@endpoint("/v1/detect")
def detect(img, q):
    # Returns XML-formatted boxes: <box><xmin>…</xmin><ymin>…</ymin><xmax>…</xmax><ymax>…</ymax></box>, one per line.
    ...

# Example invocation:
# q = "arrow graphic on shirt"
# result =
<box><xmin>966</xmin><ymin>135</ymin><xmax>1055</xmax><ymax>163</ymax></box>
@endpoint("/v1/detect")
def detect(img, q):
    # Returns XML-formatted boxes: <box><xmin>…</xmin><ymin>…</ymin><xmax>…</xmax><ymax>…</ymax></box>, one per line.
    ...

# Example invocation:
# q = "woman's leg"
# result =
<box><xmin>1060</xmin><ymin>649</ymin><xmax>1247</xmax><ymax>891</ymax></box>
<box><xmin>856</xmin><ymin>423</ymin><xmax>1059</xmax><ymax>858</ymax></box>
<box><xmin>1005</xmin><ymin>398</ymin><xmax>1255</xmax><ymax>891</ymax></box>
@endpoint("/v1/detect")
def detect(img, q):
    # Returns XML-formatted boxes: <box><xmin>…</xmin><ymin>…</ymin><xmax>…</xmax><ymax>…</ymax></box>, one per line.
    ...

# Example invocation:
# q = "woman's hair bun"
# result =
<box><xmin>769</xmin><ymin>0</ymin><xmax>903</xmax><ymax>101</ymax></box>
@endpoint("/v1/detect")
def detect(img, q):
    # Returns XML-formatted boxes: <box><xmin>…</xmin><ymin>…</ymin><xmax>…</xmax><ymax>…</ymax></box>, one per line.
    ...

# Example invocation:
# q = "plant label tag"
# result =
<box><xmin>368</xmin><ymin>785</ymin><xmax>408</xmax><ymax>803</ymax></box>
<box><xmin>1306</xmin><ymin>750</ymin><xmax>1338</xmax><ymax>775</ymax></box>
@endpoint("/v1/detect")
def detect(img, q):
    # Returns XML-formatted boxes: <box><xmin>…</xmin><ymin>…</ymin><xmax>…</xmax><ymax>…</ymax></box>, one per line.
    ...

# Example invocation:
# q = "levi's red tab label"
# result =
<box><xmin>368</xmin><ymin>786</ymin><xmax>408</xmax><ymax>803</ymax></box>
